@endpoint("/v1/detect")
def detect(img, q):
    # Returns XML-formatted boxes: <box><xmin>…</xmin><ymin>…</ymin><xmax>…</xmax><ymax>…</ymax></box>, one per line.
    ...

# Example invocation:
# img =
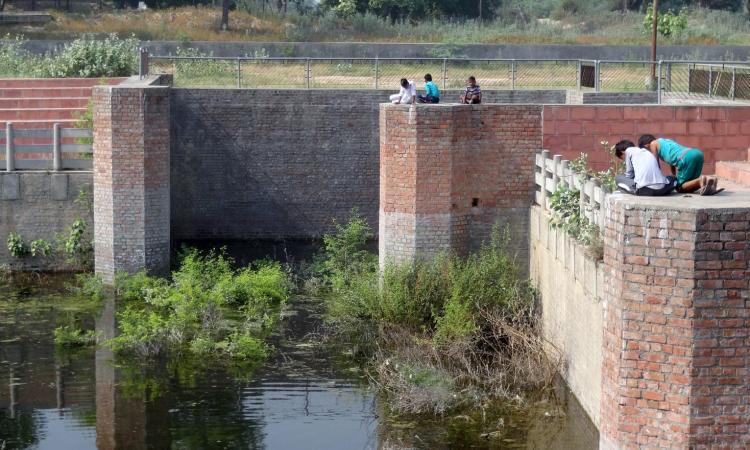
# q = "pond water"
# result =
<box><xmin>0</xmin><ymin>274</ymin><xmax>598</xmax><ymax>450</ymax></box>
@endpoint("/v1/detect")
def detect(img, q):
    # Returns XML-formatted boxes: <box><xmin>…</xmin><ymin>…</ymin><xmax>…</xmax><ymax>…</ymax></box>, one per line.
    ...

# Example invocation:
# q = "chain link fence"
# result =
<box><xmin>143</xmin><ymin>52</ymin><xmax>750</xmax><ymax>104</ymax></box>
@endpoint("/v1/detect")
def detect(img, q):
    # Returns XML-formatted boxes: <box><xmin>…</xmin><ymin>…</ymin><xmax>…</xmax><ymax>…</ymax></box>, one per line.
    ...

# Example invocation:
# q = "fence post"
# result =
<box><xmin>305</xmin><ymin>59</ymin><xmax>311</xmax><ymax>89</ymax></box>
<box><xmin>236</xmin><ymin>57</ymin><xmax>241</xmax><ymax>89</ymax></box>
<box><xmin>666</xmin><ymin>61</ymin><xmax>672</xmax><ymax>92</ymax></box>
<box><xmin>53</xmin><ymin>123</ymin><xmax>61</xmax><ymax>172</ymax></box>
<box><xmin>594</xmin><ymin>60</ymin><xmax>601</xmax><ymax>93</ymax></box>
<box><xmin>576</xmin><ymin>60</ymin><xmax>582</xmax><ymax>90</ymax></box>
<box><xmin>578</xmin><ymin>175</ymin><xmax>587</xmax><ymax>218</ymax></box>
<box><xmin>708</xmin><ymin>65</ymin><xmax>713</xmax><ymax>98</ymax></box>
<box><xmin>560</xmin><ymin>160</ymin><xmax>569</xmax><ymax>188</ymax></box>
<box><xmin>657</xmin><ymin>61</ymin><xmax>662</xmax><ymax>105</ymax></box>
<box><xmin>5</xmin><ymin>122</ymin><xmax>13</xmax><ymax>172</ymax></box>
<box><xmin>511</xmin><ymin>59</ymin><xmax>517</xmax><ymax>90</ymax></box>
<box><xmin>374</xmin><ymin>58</ymin><xmax>379</xmax><ymax>89</ymax></box>
<box><xmin>540</xmin><ymin>150</ymin><xmax>550</xmax><ymax>210</ymax></box>
<box><xmin>731</xmin><ymin>66</ymin><xmax>736</xmax><ymax>100</ymax></box>
<box><xmin>552</xmin><ymin>154</ymin><xmax>561</xmax><ymax>193</ymax></box>
<box><xmin>139</xmin><ymin>48</ymin><xmax>149</xmax><ymax>79</ymax></box>
<box><xmin>442</xmin><ymin>58</ymin><xmax>448</xmax><ymax>90</ymax></box>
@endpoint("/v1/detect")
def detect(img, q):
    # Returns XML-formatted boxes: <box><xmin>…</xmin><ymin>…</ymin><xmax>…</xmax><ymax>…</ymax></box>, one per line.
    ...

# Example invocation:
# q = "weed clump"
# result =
<box><xmin>316</xmin><ymin>215</ymin><xmax>561</xmax><ymax>415</ymax></box>
<box><xmin>108</xmin><ymin>248</ymin><xmax>292</xmax><ymax>363</ymax></box>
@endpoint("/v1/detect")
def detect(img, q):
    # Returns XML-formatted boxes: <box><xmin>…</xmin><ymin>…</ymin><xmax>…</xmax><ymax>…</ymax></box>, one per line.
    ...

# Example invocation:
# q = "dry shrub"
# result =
<box><xmin>371</xmin><ymin>307</ymin><xmax>563</xmax><ymax>416</ymax></box>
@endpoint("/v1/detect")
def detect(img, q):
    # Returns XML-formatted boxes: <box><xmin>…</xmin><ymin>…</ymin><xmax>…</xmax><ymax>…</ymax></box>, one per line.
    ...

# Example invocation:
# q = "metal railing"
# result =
<box><xmin>141</xmin><ymin>51</ymin><xmax>750</xmax><ymax>104</ymax></box>
<box><xmin>1</xmin><ymin>123</ymin><xmax>93</xmax><ymax>171</ymax></box>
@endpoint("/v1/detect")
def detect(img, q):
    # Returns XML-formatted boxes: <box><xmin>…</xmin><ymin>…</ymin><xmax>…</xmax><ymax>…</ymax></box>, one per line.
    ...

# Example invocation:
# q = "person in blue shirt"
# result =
<box><xmin>417</xmin><ymin>73</ymin><xmax>440</xmax><ymax>104</ymax></box>
<box><xmin>638</xmin><ymin>134</ymin><xmax>721</xmax><ymax>195</ymax></box>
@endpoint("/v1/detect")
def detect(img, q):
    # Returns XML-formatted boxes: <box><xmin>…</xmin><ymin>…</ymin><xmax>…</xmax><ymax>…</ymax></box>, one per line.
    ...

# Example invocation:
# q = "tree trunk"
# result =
<box><xmin>221</xmin><ymin>0</ymin><xmax>229</xmax><ymax>30</ymax></box>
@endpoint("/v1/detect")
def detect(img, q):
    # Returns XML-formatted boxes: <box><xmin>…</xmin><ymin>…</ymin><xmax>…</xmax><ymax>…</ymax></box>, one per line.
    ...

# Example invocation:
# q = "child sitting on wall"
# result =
<box><xmin>417</xmin><ymin>73</ymin><xmax>440</xmax><ymax>104</ymax></box>
<box><xmin>390</xmin><ymin>78</ymin><xmax>416</xmax><ymax>104</ymax></box>
<box><xmin>614</xmin><ymin>140</ymin><xmax>675</xmax><ymax>196</ymax></box>
<box><xmin>460</xmin><ymin>76</ymin><xmax>482</xmax><ymax>104</ymax></box>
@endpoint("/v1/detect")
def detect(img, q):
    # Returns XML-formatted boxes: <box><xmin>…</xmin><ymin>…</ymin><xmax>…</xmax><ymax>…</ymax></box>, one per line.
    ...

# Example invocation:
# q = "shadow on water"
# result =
<box><xmin>0</xmin><ymin>270</ymin><xmax>598</xmax><ymax>450</ymax></box>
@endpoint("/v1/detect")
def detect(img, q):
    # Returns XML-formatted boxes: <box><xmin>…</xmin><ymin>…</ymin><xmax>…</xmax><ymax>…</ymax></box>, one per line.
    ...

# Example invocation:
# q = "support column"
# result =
<box><xmin>600</xmin><ymin>197</ymin><xmax>750</xmax><ymax>449</ymax></box>
<box><xmin>379</xmin><ymin>104</ymin><xmax>541</xmax><ymax>269</ymax></box>
<box><xmin>92</xmin><ymin>82</ymin><xmax>170</xmax><ymax>282</ymax></box>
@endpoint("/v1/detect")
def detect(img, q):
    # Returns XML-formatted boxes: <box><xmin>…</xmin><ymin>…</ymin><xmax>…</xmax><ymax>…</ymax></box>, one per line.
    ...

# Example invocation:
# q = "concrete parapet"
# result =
<box><xmin>600</xmin><ymin>192</ymin><xmax>750</xmax><ymax>449</ymax></box>
<box><xmin>92</xmin><ymin>79</ymin><xmax>171</xmax><ymax>282</ymax></box>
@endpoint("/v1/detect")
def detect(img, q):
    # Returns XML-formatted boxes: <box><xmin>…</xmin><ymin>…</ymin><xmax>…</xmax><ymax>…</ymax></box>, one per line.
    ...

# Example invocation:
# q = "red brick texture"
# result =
<box><xmin>601</xmin><ymin>198</ymin><xmax>750</xmax><ymax>449</ymax></box>
<box><xmin>93</xmin><ymin>83</ymin><xmax>170</xmax><ymax>282</ymax></box>
<box><xmin>542</xmin><ymin>106</ymin><xmax>750</xmax><ymax>175</ymax></box>
<box><xmin>379</xmin><ymin>104</ymin><xmax>541</xmax><ymax>267</ymax></box>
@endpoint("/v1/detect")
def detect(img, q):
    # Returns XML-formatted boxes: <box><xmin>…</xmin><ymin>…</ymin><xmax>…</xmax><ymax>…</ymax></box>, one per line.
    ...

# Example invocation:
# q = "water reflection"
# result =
<box><xmin>0</xmin><ymin>275</ymin><xmax>597</xmax><ymax>450</ymax></box>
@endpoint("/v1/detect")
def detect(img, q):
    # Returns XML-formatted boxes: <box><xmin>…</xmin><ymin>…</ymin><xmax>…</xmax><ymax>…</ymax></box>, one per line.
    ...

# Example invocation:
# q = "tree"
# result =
<box><xmin>221</xmin><ymin>0</ymin><xmax>229</xmax><ymax>30</ymax></box>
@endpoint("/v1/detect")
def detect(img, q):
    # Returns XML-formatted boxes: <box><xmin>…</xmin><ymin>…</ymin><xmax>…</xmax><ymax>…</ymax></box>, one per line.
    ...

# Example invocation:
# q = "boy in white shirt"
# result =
<box><xmin>390</xmin><ymin>78</ymin><xmax>416</xmax><ymax>104</ymax></box>
<box><xmin>614</xmin><ymin>140</ymin><xmax>676</xmax><ymax>196</ymax></box>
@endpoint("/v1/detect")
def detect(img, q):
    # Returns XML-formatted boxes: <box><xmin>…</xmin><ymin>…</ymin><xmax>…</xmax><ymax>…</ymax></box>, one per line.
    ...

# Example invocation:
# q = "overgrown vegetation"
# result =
<box><xmin>315</xmin><ymin>214</ymin><xmax>561</xmax><ymax>415</ymax></box>
<box><xmin>5</xmin><ymin>3</ymin><xmax>750</xmax><ymax>46</ymax></box>
<box><xmin>106</xmin><ymin>248</ymin><xmax>292</xmax><ymax>363</ymax></box>
<box><xmin>0</xmin><ymin>33</ymin><xmax>138</xmax><ymax>78</ymax></box>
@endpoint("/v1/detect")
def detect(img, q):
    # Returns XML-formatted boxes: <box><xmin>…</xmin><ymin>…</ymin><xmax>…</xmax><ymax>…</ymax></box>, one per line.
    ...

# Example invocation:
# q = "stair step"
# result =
<box><xmin>0</xmin><ymin>108</ymin><xmax>86</xmax><ymax>121</ymax></box>
<box><xmin>716</xmin><ymin>161</ymin><xmax>750</xmax><ymax>187</ymax></box>
<box><xmin>0</xmin><ymin>120</ymin><xmax>78</xmax><ymax>128</ymax></box>
<box><xmin>0</xmin><ymin>87</ymin><xmax>95</xmax><ymax>98</ymax></box>
<box><xmin>0</xmin><ymin>77</ymin><xmax>126</xmax><ymax>88</ymax></box>
<box><xmin>0</xmin><ymin>97</ymin><xmax>90</xmax><ymax>109</ymax></box>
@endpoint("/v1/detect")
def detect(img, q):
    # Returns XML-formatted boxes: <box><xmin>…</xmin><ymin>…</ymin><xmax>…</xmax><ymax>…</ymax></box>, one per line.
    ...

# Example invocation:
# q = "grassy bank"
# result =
<box><xmin>7</xmin><ymin>6</ymin><xmax>750</xmax><ymax>45</ymax></box>
<box><xmin>312</xmin><ymin>214</ymin><xmax>561</xmax><ymax>415</ymax></box>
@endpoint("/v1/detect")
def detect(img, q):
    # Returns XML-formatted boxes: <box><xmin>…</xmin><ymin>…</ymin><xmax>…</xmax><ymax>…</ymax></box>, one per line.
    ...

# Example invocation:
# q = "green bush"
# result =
<box><xmin>0</xmin><ymin>34</ymin><xmax>138</xmax><ymax>79</ymax></box>
<box><xmin>54</xmin><ymin>324</ymin><xmax>97</xmax><ymax>347</ymax></box>
<box><xmin>7</xmin><ymin>232</ymin><xmax>29</xmax><ymax>258</ymax></box>
<box><xmin>107</xmin><ymin>248</ymin><xmax>291</xmax><ymax>361</ymax></box>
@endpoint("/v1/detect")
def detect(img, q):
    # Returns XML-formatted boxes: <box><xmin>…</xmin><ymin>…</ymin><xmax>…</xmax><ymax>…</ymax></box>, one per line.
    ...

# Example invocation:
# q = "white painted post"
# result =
<box><xmin>560</xmin><ymin>160</ymin><xmax>569</xmax><ymax>188</ymax></box>
<box><xmin>5</xmin><ymin>122</ymin><xmax>13</xmax><ymax>172</ymax></box>
<box><xmin>53</xmin><ymin>123</ymin><xmax>61</xmax><ymax>171</ymax></box>
<box><xmin>540</xmin><ymin>150</ymin><xmax>550</xmax><ymax>210</ymax></box>
<box><xmin>552</xmin><ymin>154</ymin><xmax>561</xmax><ymax>193</ymax></box>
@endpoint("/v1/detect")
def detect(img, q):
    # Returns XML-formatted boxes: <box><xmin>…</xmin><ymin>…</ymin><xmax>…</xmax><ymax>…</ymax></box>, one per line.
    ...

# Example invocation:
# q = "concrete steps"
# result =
<box><xmin>0</xmin><ymin>87</ymin><xmax>99</xmax><ymax>98</ymax></box>
<box><xmin>716</xmin><ymin>161</ymin><xmax>750</xmax><ymax>188</ymax></box>
<box><xmin>0</xmin><ymin>97</ymin><xmax>90</xmax><ymax>109</ymax></box>
<box><xmin>0</xmin><ymin>108</ymin><xmax>86</xmax><ymax>121</ymax></box>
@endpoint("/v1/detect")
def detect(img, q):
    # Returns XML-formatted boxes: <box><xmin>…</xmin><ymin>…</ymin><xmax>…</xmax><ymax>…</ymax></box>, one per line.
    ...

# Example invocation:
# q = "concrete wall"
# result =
<box><xmin>529</xmin><ymin>205</ymin><xmax>603</xmax><ymax>427</ymax></box>
<box><xmin>0</xmin><ymin>172</ymin><xmax>93</xmax><ymax>270</ymax></box>
<box><xmin>170</xmin><ymin>89</ymin><xmax>563</xmax><ymax>241</ymax></box>
<box><xmin>16</xmin><ymin>40</ymin><xmax>750</xmax><ymax>60</ymax></box>
<box><xmin>542</xmin><ymin>105</ymin><xmax>750</xmax><ymax>174</ymax></box>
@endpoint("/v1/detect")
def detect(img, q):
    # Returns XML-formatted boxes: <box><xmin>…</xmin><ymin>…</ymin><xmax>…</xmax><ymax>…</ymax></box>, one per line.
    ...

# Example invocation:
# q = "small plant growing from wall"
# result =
<box><xmin>30</xmin><ymin>240</ymin><xmax>53</xmax><ymax>258</ymax></box>
<box><xmin>60</xmin><ymin>219</ymin><xmax>93</xmax><ymax>269</ymax></box>
<box><xmin>7</xmin><ymin>232</ymin><xmax>30</xmax><ymax>258</ymax></box>
<box><xmin>548</xmin><ymin>185</ymin><xmax>603</xmax><ymax>260</ymax></box>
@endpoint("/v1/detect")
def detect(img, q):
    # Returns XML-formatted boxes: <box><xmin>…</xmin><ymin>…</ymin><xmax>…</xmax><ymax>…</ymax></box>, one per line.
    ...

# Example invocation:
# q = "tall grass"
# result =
<box><xmin>12</xmin><ymin>5</ymin><xmax>750</xmax><ymax>46</ymax></box>
<box><xmin>316</xmin><ymin>215</ymin><xmax>561</xmax><ymax>415</ymax></box>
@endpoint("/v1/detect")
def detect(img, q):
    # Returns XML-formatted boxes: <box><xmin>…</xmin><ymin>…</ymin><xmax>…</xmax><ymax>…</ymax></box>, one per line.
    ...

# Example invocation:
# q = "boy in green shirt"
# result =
<box><xmin>417</xmin><ymin>73</ymin><xmax>440</xmax><ymax>104</ymax></box>
<box><xmin>638</xmin><ymin>134</ymin><xmax>721</xmax><ymax>195</ymax></box>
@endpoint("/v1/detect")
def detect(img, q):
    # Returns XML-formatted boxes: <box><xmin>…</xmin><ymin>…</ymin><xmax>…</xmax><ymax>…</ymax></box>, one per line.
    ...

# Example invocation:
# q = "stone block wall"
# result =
<box><xmin>93</xmin><ymin>77</ymin><xmax>170</xmax><ymax>281</ymax></box>
<box><xmin>379</xmin><ymin>104</ymin><xmax>541</xmax><ymax>268</ymax></box>
<box><xmin>0</xmin><ymin>172</ymin><xmax>93</xmax><ymax>270</ymax></box>
<box><xmin>542</xmin><ymin>105</ymin><xmax>750</xmax><ymax>174</ymax></box>
<box><xmin>530</xmin><ymin>205</ymin><xmax>604</xmax><ymax>426</ymax></box>
<box><xmin>600</xmin><ymin>195</ymin><xmax>750</xmax><ymax>449</ymax></box>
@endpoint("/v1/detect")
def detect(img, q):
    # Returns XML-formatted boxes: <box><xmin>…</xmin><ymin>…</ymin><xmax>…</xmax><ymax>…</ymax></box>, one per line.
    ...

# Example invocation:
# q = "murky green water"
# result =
<box><xmin>0</xmin><ymin>274</ymin><xmax>598</xmax><ymax>450</ymax></box>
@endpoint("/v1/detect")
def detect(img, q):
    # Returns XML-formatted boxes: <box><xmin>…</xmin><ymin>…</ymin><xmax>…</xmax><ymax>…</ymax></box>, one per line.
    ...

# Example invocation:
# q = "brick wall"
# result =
<box><xmin>600</xmin><ymin>195</ymin><xmax>750</xmax><ymax>449</ymax></box>
<box><xmin>379</xmin><ymin>104</ymin><xmax>541</xmax><ymax>269</ymax></box>
<box><xmin>0</xmin><ymin>172</ymin><xmax>93</xmax><ymax>270</ymax></box>
<box><xmin>93</xmin><ymin>79</ymin><xmax>170</xmax><ymax>281</ymax></box>
<box><xmin>170</xmin><ymin>89</ymin><xmax>563</xmax><ymax>242</ymax></box>
<box><xmin>542</xmin><ymin>105</ymin><xmax>750</xmax><ymax>174</ymax></box>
